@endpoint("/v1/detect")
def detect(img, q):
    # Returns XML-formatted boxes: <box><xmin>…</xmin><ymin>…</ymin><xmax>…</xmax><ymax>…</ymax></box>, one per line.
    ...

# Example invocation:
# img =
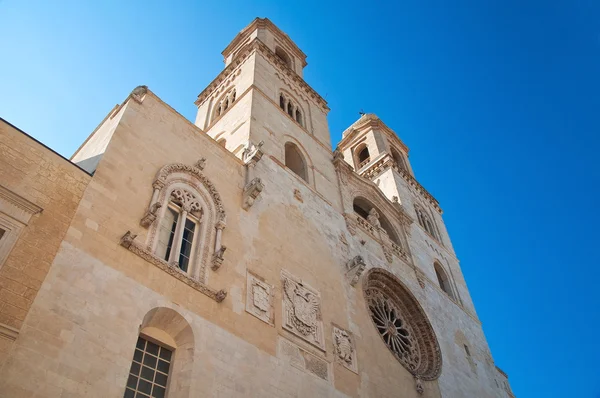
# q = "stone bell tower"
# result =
<box><xmin>193</xmin><ymin>17</ymin><xmax>340</xmax><ymax>208</ymax></box>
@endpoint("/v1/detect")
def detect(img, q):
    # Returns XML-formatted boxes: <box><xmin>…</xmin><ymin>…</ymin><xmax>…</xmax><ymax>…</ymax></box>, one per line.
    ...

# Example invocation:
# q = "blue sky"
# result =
<box><xmin>1</xmin><ymin>1</ymin><xmax>599</xmax><ymax>396</ymax></box>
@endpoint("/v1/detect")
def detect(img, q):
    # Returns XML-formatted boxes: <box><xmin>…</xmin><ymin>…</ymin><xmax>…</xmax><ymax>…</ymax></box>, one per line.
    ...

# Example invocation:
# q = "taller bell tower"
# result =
<box><xmin>193</xmin><ymin>18</ymin><xmax>340</xmax><ymax>207</ymax></box>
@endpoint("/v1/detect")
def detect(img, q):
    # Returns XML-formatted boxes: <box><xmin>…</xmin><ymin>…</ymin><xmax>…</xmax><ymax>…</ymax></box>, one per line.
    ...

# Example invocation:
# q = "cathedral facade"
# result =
<box><xmin>0</xmin><ymin>18</ymin><xmax>514</xmax><ymax>398</ymax></box>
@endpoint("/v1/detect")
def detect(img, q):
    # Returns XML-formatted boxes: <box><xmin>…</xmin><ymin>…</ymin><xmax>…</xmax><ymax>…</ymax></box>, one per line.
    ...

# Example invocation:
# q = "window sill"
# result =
<box><xmin>119</xmin><ymin>231</ymin><xmax>226</xmax><ymax>303</ymax></box>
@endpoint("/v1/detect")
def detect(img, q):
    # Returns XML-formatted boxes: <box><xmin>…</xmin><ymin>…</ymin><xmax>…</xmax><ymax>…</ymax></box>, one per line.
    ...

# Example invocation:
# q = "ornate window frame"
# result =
<box><xmin>211</xmin><ymin>87</ymin><xmax>237</xmax><ymax>124</ymax></box>
<box><xmin>414</xmin><ymin>204</ymin><xmax>439</xmax><ymax>241</ymax></box>
<box><xmin>140</xmin><ymin>161</ymin><xmax>226</xmax><ymax>283</ymax></box>
<box><xmin>363</xmin><ymin>268</ymin><xmax>442</xmax><ymax>390</ymax></box>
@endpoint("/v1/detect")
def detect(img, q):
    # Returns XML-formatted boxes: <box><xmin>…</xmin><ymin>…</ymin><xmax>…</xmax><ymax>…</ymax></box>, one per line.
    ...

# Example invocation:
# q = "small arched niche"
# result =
<box><xmin>275</xmin><ymin>46</ymin><xmax>292</xmax><ymax>69</ymax></box>
<box><xmin>355</xmin><ymin>144</ymin><xmax>371</xmax><ymax>169</ymax></box>
<box><xmin>434</xmin><ymin>262</ymin><xmax>455</xmax><ymax>300</ymax></box>
<box><xmin>124</xmin><ymin>307</ymin><xmax>195</xmax><ymax>398</ymax></box>
<box><xmin>353</xmin><ymin>196</ymin><xmax>400</xmax><ymax>245</ymax></box>
<box><xmin>390</xmin><ymin>147</ymin><xmax>408</xmax><ymax>173</ymax></box>
<box><xmin>284</xmin><ymin>142</ymin><xmax>309</xmax><ymax>183</ymax></box>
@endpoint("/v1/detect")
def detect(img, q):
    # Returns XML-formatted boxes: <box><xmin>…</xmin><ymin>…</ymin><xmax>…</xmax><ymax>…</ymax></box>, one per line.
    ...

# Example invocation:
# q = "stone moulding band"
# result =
<box><xmin>119</xmin><ymin>231</ymin><xmax>226</xmax><ymax>303</ymax></box>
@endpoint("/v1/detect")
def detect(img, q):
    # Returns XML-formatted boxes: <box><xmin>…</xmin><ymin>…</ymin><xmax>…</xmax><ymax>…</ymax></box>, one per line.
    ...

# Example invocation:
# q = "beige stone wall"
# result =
<box><xmin>0</xmin><ymin>120</ymin><xmax>90</xmax><ymax>363</ymax></box>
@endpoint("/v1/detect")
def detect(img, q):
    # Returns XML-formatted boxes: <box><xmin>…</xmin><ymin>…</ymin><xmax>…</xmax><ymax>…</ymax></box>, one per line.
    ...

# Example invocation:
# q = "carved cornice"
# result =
<box><xmin>339</xmin><ymin>114</ymin><xmax>409</xmax><ymax>153</ymax></box>
<box><xmin>0</xmin><ymin>185</ymin><xmax>42</xmax><ymax>216</ymax></box>
<box><xmin>195</xmin><ymin>38</ymin><xmax>329</xmax><ymax>113</ymax></box>
<box><xmin>119</xmin><ymin>232</ymin><xmax>226</xmax><ymax>303</ymax></box>
<box><xmin>358</xmin><ymin>154</ymin><xmax>442</xmax><ymax>213</ymax></box>
<box><xmin>222</xmin><ymin>18</ymin><xmax>307</xmax><ymax>66</ymax></box>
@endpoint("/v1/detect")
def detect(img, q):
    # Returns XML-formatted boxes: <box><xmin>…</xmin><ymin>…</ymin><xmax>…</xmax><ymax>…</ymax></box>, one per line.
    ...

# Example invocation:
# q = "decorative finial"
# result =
<box><xmin>359</xmin><ymin>109</ymin><xmax>366</xmax><ymax>117</ymax></box>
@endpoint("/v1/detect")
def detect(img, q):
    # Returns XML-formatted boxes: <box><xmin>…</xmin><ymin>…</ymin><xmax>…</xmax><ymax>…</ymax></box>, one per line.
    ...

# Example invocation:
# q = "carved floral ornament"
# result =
<box><xmin>363</xmin><ymin>268</ymin><xmax>442</xmax><ymax>385</ymax></box>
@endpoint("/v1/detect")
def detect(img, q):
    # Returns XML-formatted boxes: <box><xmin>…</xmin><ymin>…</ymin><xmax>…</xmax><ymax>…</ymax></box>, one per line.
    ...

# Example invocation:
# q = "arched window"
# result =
<box><xmin>214</xmin><ymin>88</ymin><xmax>237</xmax><ymax>120</ymax></box>
<box><xmin>280</xmin><ymin>94</ymin><xmax>285</xmax><ymax>110</ymax></box>
<box><xmin>353</xmin><ymin>197</ymin><xmax>400</xmax><ymax>244</ymax></box>
<box><xmin>156</xmin><ymin>189</ymin><xmax>202</xmax><ymax>273</ymax></box>
<box><xmin>275</xmin><ymin>46</ymin><xmax>292</xmax><ymax>69</ymax></box>
<box><xmin>295</xmin><ymin>109</ymin><xmax>302</xmax><ymax>124</ymax></box>
<box><xmin>124</xmin><ymin>307</ymin><xmax>195</xmax><ymax>398</ymax></box>
<box><xmin>434</xmin><ymin>262</ymin><xmax>455</xmax><ymax>300</ymax></box>
<box><xmin>146</xmin><ymin>162</ymin><xmax>227</xmax><ymax>282</ymax></box>
<box><xmin>278</xmin><ymin>91</ymin><xmax>304</xmax><ymax>127</ymax></box>
<box><xmin>284</xmin><ymin>142</ymin><xmax>308</xmax><ymax>182</ymax></box>
<box><xmin>356</xmin><ymin>144</ymin><xmax>371</xmax><ymax>169</ymax></box>
<box><xmin>287</xmin><ymin>101</ymin><xmax>294</xmax><ymax>117</ymax></box>
<box><xmin>391</xmin><ymin>147</ymin><xmax>408</xmax><ymax>173</ymax></box>
<box><xmin>415</xmin><ymin>205</ymin><xmax>438</xmax><ymax>240</ymax></box>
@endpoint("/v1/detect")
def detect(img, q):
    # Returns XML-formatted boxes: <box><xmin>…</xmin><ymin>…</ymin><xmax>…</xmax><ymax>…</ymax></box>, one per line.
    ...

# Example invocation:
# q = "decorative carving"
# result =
<box><xmin>120</xmin><ymin>231</ymin><xmax>137</xmax><ymax>248</ymax></box>
<box><xmin>293</xmin><ymin>189</ymin><xmax>303</xmax><ymax>202</ymax></box>
<box><xmin>281</xmin><ymin>271</ymin><xmax>325</xmax><ymax>350</ymax></box>
<box><xmin>140</xmin><ymin>202</ymin><xmax>162</xmax><ymax>228</ymax></box>
<box><xmin>333</xmin><ymin>326</ymin><xmax>357</xmax><ymax>373</ymax></box>
<box><xmin>415</xmin><ymin>376</ymin><xmax>424</xmax><ymax>395</ymax></box>
<box><xmin>363</xmin><ymin>268</ymin><xmax>442</xmax><ymax>381</ymax></box>
<box><xmin>382</xmin><ymin>245</ymin><xmax>393</xmax><ymax>264</ymax></box>
<box><xmin>246</xmin><ymin>272</ymin><xmax>274</xmax><ymax>325</ymax></box>
<box><xmin>346</xmin><ymin>255</ymin><xmax>366</xmax><ymax>287</ymax></box>
<box><xmin>211</xmin><ymin>246</ymin><xmax>226</xmax><ymax>271</ymax></box>
<box><xmin>242</xmin><ymin>178</ymin><xmax>264</xmax><ymax>210</ymax></box>
<box><xmin>131</xmin><ymin>85</ymin><xmax>148</xmax><ymax>103</ymax></box>
<box><xmin>119</xmin><ymin>232</ymin><xmax>226</xmax><ymax>303</ymax></box>
<box><xmin>154</xmin><ymin>163</ymin><xmax>225</xmax><ymax>215</ymax></box>
<box><xmin>416</xmin><ymin>272</ymin><xmax>426</xmax><ymax>289</ymax></box>
<box><xmin>392</xmin><ymin>196</ymin><xmax>399</xmax><ymax>204</ymax></box>
<box><xmin>243</xmin><ymin>140</ymin><xmax>264</xmax><ymax>166</ymax></box>
<box><xmin>367</xmin><ymin>208</ymin><xmax>381</xmax><ymax>228</ymax></box>
<box><xmin>194</xmin><ymin>157</ymin><xmax>206</xmax><ymax>171</ymax></box>
<box><xmin>171</xmin><ymin>188</ymin><xmax>202</xmax><ymax>214</ymax></box>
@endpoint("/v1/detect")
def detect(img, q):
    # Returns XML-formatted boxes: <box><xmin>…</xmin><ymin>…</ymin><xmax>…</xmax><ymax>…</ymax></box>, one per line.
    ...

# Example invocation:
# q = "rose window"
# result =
<box><xmin>363</xmin><ymin>268</ymin><xmax>442</xmax><ymax>380</ymax></box>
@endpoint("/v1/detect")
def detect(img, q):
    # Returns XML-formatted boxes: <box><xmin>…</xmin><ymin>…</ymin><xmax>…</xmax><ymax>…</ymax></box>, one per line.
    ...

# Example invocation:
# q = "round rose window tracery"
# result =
<box><xmin>363</xmin><ymin>268</ymin><xmax>442</xmax><ymax>380</ymax></box>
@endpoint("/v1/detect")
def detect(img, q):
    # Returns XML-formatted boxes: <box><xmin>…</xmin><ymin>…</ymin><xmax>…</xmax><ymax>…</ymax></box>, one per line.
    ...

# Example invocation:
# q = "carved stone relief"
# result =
<box><xmin>281</xmin><ymin>270</ymin><xmax>325</xmax><ymax>350</ymax></box>
<box><xmin>346</xmin><ymin>255</ymin><xmax>366</xmax><ymax>287</ymax></box>
<box><xmin>242</xmin><ymin>178</ymin><xmax>264</xmax><ymax>210</ymax></box>
<box><xmin>332</xmin><ymin>325</ymin><xmax>358</xmax><ymax>373</ymax></box>
<box><xmin>278</xmin><ymin>337</ymin><xmax>330</xmax><ymax>382</ymax></box>
<box><xmin>246</xmin><ymin>271</ymin><xmax>274</xmax><ymax>325</ymax></box>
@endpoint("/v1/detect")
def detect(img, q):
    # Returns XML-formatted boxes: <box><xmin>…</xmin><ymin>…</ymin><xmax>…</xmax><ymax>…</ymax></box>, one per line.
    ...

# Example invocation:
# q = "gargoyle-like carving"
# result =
<box><xmin>140</xmin><ymin>202</ymin><xmax>162</xmax><ymax>228</ymax></box>
<box><xmin>346</xmin><ymin>255</ymin><xmax>366</xmax><ymax>287</ymax></box>
<box><xmin>120</xmin><ymin>231</ymin><xmax>137</xmax><ymax>248</ymax></box>
<box><xmin>333</xmin><ymin>326</ymin><xmax>357</xmax><ymax>373</ymax></box>
<box><xmin>282</xmin><ymin>271</ymin><xmax>325</xmax><ymax>350</ymax></box>
<box><xmin>215</xmin><ymin>289</ymin><xmax>227</xmax><ymax>302</ymax></box>
<box><xmin>293</xmin><ymin>189</ymin><xmax>303</xmax><ymax>202</ymax></box>
<box><xmin>194</xmin><ymin>157</ymin><xmax>206</xmax><ymax>171</ymax></box>
<box><xmin>211</xmin><ymin>246</ymin><xmax>226</xmax><ymax>271</ymax></box>
<box><xmin>243</xmin><ymin>140</ymin><xmax>264</xmax><ymax>166</ymax></box>
<box><xmin>242</xmin><ymin>178</ymin><xmax>264</xmax><ymax>210</ymax></box>
<box><xmin>131</xmin><ymin>85</ymin><xmax>148</xmax><ymax>103</ymax></box>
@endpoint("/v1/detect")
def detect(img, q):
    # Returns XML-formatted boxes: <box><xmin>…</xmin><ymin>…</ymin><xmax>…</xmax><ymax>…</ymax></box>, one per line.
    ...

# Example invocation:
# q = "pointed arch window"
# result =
<box><xmin>284</xmin><ymin>142</ymin><xmax>309</xmax><ymax>183</ymax></box>
<box><xmin>391</xmin><ymin>147</ymin><xmax>408</xmax><ymax>173</ymax></box>
<box><xmin>415</xmin><ymin>205</ymin><xmax>438</xmax><ymax>240</ymax></box>
<box><xmin>275</xmin><ymin>46</ymin><xmax>293</xmax><ymax>69</ymax></box>
<box><xmin>353</xmin><ymin>197</ymin><xmax>400</xmax><ymax>245</ymax></box>
<box><xmin>142</xmin><ymin>162</ymin><xmax>227</xmax><ymax>282</ymax></box>
<box><xmin>434</xmin><ymin>261</ymin><xmax>455</xmax><ymax>300</ymax></box>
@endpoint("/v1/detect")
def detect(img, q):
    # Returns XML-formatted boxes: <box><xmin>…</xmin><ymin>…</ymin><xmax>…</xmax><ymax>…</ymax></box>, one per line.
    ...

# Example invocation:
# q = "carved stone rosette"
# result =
<box><xmin>281</xmin><ymin>270</ymin><xmax>325</xmax><ymax>350</ymax></box>
<box><xmin>246</xmin><ymin>271</ymin><xmax>274</xmax><ymax>325</ymax></box>
<box><xmin>332</xmin><ymin>325</ymin><xmax>358</xmax><ymax>373</ymax></box>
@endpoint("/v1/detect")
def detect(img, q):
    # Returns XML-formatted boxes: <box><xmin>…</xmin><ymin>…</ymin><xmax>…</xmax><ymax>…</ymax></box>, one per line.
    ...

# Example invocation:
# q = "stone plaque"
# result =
<box><xmin>332</xmin><ymin>325</ymin><xmax>358</xmax><ymax>373</ymax></box>
<box><xmin>246</xmin><ymin>271</ymin><xmax>274</xmax><ymax>325</ymax></box>
<box><xmin>281</xmin><ymin>270</ymin><xmax>325</xmax><ymax>350</ymax></box>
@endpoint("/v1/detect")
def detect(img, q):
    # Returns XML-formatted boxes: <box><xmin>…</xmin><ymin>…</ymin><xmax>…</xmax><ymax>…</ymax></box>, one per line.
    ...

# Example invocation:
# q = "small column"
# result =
<box><xmin>168</xmin><ymin>210</ymin><xmax>188</xmax><ymax>266</ymax></box>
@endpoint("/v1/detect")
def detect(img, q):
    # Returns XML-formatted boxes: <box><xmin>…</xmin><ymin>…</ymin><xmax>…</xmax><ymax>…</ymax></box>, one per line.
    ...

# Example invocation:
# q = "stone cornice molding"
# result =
<box><xmin>195</xmin><ymin>39</ymin><xmax>329</xmax><ymax>113</ymax></box>
<box><xmin>358</xmin><ymin>154</ymin><xmax>442</xmax><ymax>213</ymax></box>
<box><xmin>339</xmin><ymin>114</ymin><xmax>409</xmax><ymax>154</ymax></box>
<box><xmin>120</xmin><ymin>232</ymin><xmax>226</xmax><ymax>303</ymax></box>
<box><xmin>222</xmin><ymin>18</ymin><xmax>308</xmax><ymax>67</ymax></box>
<box><xmin>334</xmin><ymin>159</ymin><xmax>413</xmax><ymax>228</ymax></box>
<box><xmin>0</xmin><ymin>185</ymin><xmax>43</xmax><ymax>217</ymax></box>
